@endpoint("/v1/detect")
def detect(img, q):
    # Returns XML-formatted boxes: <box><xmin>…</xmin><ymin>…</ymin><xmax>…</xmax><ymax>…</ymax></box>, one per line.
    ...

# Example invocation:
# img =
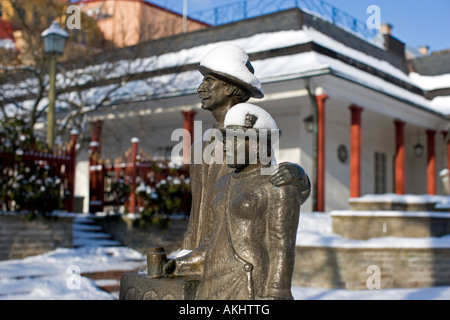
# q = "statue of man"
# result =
<box><xmin>169</xmin><ymin>103</ymin><xmax>304</xmax><ymax>300</ymax></box>
<box><xmin>181</xmin><ymin>44</ymin><xmax>311</xmax><ymax>253</ymax></box>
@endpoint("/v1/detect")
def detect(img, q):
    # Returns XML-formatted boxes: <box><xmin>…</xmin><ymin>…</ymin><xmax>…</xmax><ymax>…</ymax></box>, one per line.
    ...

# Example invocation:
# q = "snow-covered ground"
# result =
<box><xmin>1</xmin><ymin>212</ymin><xmax>450</xmax><ymax>300</ymax></box>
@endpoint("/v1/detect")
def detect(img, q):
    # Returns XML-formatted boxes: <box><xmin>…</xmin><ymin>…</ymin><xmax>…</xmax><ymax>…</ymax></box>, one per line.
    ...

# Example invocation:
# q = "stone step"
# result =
<box><xmin>73</xmin><ymin>215</ymin><xmax>123</xmax><ymax>248</ymax></box>
<box><xmin>82</xmin><ymin>266</ymin><xmax>145</xmax><ymax>294</ymax></box>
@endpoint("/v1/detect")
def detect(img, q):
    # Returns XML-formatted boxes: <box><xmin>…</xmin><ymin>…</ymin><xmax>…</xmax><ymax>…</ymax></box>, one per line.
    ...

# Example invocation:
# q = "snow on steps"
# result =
<box><xmin>73</xmin><ymin>215</ymin><xmax>144</xmax><ymax>295</ymax></box>
<box><xmin>73</xmin><ymin>216</ymin><xmax>122</xmax><ymax>248</ymax></box>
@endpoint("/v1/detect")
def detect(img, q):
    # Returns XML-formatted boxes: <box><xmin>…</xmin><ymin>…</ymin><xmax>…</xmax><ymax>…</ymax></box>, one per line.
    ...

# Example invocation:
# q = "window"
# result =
<box><xmin>374</xmin><ymin>152</ymin><xmax>387</xmax><ymax>194</ymax></box>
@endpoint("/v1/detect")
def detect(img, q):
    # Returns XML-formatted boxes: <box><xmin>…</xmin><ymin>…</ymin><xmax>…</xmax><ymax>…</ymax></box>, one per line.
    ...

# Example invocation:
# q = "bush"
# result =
<box><xmin>0</xmin><ymin>117</ymin><xmax>64</xmax><ymax>217</ymax></box>
<box><xmin>133</xmin><ymin>162</ymin><xmax>191</xmax><ymax>229</ymax></box>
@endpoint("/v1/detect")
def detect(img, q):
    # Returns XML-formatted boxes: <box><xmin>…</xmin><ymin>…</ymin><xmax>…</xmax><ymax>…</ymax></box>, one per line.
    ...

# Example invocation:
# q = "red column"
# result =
<box><xmin>67</xmin><ymin>130</ymin><xmax>78</xmax><ymax>212</ymax></box>
<box><xmin>349</xmin><ymin>105</ymin><xmax>363</xmax><ymax>198</ymax></box>
<box><xmin>128</xmin><ymin>137</ymin><xmax>139</xmax><ymax>214</ymax></box>
<box><xmin>88</xmin><ymin>121</ymin><xmax>104</xmax><ymax>213</ymax></box>
<box><xmin>89</xmin><ymin>140</ymin><xmax>103</xmax><ymax>213</ymax></box>
<box><xmin>91</xmin><ymin>120</ymin><xmax>103</xmax><ymax>154</ymax></box>
<box><xmin>394</xmin><ymin>120</ymin><xmax>405</xmax><ymax>194</ymax></box>
<box><xmin>316</xmin><ymin>94</ymin><xmax>328</xmax><ymax>212</ymax></box>
<box><xmin>444</xmin><ymin>132</ymin><xmax>450</xmax><ymax>192</ymax></box>
<box><xmin>426</xmin><ymin>130</ymin><xmax>436</xmax><ymax>195</ymax></box>
<box><xmin>181</xmin><ymin>110</ymin><xmax>197</xmax><ymax>164</ymax></box>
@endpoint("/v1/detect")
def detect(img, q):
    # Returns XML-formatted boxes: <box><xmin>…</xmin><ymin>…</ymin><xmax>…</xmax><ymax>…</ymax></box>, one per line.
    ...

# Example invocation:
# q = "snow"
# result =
<box><xmin>0</xmin><ymin>246</ymin><xmax>144</xmax><ymax>300</ymax></box>
<box><xmin>1</xmin><ymin>211</ymin><xmax>450</xmax><ymax>300</ymax></box>
<box><xmin>291</xmin><ymin>285</ymin><xmax>450</xmax><ymax>300</ymax></box>
<box><xmin>297</xmin><ymin>212</ymin><xmax>450</xmax><ymax>249</ymax></box>
<box><xmin>410</xmin><ymin>72</ymin><xmax>450</xmax><ymax>91</ymax></box>
<box><xmin>200</xmin><ymin>44</ymin><xmax>263</xmax><ymax>95</ymax></box>
<box><xmin>0</xmin><ymin>38</ymin><xmax>15</xmax><ymax>50</ymax></box>
<box><xmin>430</xmin><ymin>96</ymin><xmax>450</xmax><ymax>115</ymax></box>
<box><xmin>350</xmin><ymin>193</ymin><xmax>450</xmax><ymax>205</ymax></box>
<box><xmin>41</xmin><ymin>21</ymin><xmax>69</xmax><ymax>38</ymax></box>
<box><xmin>4</xmin><ymin>25</ymin><xmax>450</xmax><ymax>116</ymax></box>
<box><xmin>224</xmin><ymin>103</ymin><xmax>278</xmax><ymax>129</ymax></box>
<box><xmin>331</xmin><ymin>210</ymin><xmax>450</xmax><ymax>218</ymax></box>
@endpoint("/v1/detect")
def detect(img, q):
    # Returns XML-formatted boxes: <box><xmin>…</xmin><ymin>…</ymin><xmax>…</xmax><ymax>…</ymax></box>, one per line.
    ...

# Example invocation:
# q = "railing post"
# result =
<box><xmin>181</xmin><ymin>110</ymin><xmax>197</xmax><ymax>165</ymax></box>
<box><xmin>89</xmin><ymin>140</ymin><xmax>103</xmax><ymax>213</ymax></box>
<box><xmin>88</xmin><ymin>121</ymin><xmax>104</xmax><ymax>214</ymax></box>
<box><xmin>426</xmin><ymin>130</ymin><xmax>436</xmax><ymax>195</ymax></box>
<box><xmin>349</xmin><ymin>105</ymin><xmax>363</xmax><ymax>198</ymax></box>
<box><xmin>394</xmin><ymin>120</ymin><xmax>405</xmax><ymax>195</ymax></box>
<box><xmin>128</xmin><ymin>137</ymin><xmax>139</xmax><ymax>215</ymax></box>
<box><xmin>315</xmin><ymin>93</ymin><xmax>328</xmax><ymax>212</ymax></box>
<box><xmin>67</xmin><ymin>129</ymin><xmax>78</xmax><ymax>212</ymax></box>
<box><xmin>214</xmin><ymin>7</ymin><xmax>219</xmax><ymax>25</ymax></box>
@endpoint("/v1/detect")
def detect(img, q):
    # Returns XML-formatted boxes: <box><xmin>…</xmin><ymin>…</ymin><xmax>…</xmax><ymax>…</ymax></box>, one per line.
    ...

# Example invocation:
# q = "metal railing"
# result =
<box><xmin>189</xmin><ymin>0</ymin><xmax>377</xmax><ymax>41</ymax></box>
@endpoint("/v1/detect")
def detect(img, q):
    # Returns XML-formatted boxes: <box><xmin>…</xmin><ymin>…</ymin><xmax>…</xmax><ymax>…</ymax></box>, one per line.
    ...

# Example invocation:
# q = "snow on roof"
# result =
<box><xmin>409</xmin><ymin>72</ymin><xmax>450</xmax><ymax>91</ymax></box>
<box><xmin>41</xmin><ymin>21</ymin><xmax>69</xmax><ymax>38</ymax></box>
<box><xmin>2</xmin><ymin>25</ymin><xmax>449</xmax><ymax>116</ymax></box>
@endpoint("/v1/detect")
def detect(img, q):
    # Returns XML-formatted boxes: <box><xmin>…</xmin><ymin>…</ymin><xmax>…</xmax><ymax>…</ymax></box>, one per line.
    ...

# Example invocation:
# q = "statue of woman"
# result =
<box><xmin>165</xmin><ymin>103</ymin><xmax>306</xmax><ymax>300</ymax></box>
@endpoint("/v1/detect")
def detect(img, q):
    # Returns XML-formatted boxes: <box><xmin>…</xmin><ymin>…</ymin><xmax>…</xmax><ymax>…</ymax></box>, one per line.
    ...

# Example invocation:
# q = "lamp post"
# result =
<box><xmin>413</xmin><ymin>142</ymin><xmax>424</xmax><ymax>157</ymax></box>
<box><xmin>41</xmin><ymin>21</ymin><xmax>68</xmax><ymax>150</ymax></box>
<box><xmin>413</xmin><ymin>129</ymin><xmax>424</xmax><ymax>157</ymax></box>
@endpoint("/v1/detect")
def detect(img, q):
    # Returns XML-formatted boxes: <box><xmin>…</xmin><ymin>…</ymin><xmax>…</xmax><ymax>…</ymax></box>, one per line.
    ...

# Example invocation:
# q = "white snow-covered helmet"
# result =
<box><xmin>222</xmin><ymin>103</ymin><xmax>281</xmax><ymax>143</ymax></box>
<box><xmin>224</xmin><ymin>103</ymin><xmax>277</xmax><ymax>130</ymax></box>
<box><xmin>198</xmin><ymin>44</ymin><xmax>264</xmax><ymax>99</ymax></box>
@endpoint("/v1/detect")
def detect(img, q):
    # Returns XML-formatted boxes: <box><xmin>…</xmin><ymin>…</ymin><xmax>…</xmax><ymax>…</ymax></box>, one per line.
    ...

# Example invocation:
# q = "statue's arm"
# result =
<box><xmin>269</xmin><ymin>162</ymin><xmax>311</xmax><ymax>205</ymax></box>
<box><xmin>181</xmin><ymin>162</ymin><xmax>202</xmax><ymax>249</ymax></box>
<box><xmin>263</xmin><ymin>185</ymin><xmax>301</xmax><ymax>300</ymax></box>
<box><xmin>163</xmin><ymin>244</ymin><xmax>206</xmax><ymax>277</ymax></box>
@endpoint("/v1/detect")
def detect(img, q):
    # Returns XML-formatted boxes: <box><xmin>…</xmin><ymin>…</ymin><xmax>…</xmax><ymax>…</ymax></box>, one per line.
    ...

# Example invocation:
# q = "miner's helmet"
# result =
<box><xmin>221</xmin><ymin>103</ymin><xmax>282</xmax><ymax>141</ymax></box>
<box><xmin>198</xmin><ymin>44</ymin><xmax>264</xmax><ymax>99</ymax></box>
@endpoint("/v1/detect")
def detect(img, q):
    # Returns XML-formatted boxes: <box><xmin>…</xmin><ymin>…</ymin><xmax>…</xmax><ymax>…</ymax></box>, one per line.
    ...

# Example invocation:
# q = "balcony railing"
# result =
<box><xmin>189</xmin><ymin>0</ymin><xmax>377</xmax><ymax>41</ymax></box>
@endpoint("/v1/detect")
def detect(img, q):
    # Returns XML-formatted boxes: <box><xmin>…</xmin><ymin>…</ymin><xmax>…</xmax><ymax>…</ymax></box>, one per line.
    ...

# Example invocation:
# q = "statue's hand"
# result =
<box><xmin>269</xmin><ymin>162</ymin><xmax>309</xmax><ymax>190</ymax></box>
<box><xmin>162</xmin><ymin>259</ymin><xmax>176</xmax><ymax>277</ymax></box>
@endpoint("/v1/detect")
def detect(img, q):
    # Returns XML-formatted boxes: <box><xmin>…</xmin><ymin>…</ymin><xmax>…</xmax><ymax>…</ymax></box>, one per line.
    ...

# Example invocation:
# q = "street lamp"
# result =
<box><xmin>413</xmin><ymin>129</ymin><xmax>424</xmax><ymax>157</ymax></box>
<box><xmin>303</xmin><ymin>115</ymin><xmax>315</xmax><ymax>133</ymax></box>
<box><xmin>413</xmin><ymin>143</ymin><xmax>424</xmax><ymax>157</ymax></box>
<box><xmin>41</xmin><ymin>21</ymin><xmax>68</xmax><ymax>150</ymax></box>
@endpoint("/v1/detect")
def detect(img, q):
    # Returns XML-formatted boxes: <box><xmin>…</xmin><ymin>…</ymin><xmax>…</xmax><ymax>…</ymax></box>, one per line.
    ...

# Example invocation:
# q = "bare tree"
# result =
<box><xmin>1</xmin><ymin>0</ymin><xmax>191</xmax><ymax>148</ymax></box>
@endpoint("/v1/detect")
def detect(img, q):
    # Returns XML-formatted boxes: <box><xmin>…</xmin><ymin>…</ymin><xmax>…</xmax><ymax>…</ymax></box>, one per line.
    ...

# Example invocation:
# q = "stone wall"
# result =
<box><xmin>331</xmin><ymin>211</ymin><xmax>450</xmax><ymax>239</ymax></box>
<box><xmin>293</xmin><ymin>246</ymin><xmax>450</xmax><ymax>290</ymax></box>
<box><xmin>94</xmin><ymin>215</ymin><xmax>188</xmax><ymax>255</ymax></box>
<box><xmin>0</xmin><ymin>214</ymin><xmax>74</xmax><ymax>260</ymax></box>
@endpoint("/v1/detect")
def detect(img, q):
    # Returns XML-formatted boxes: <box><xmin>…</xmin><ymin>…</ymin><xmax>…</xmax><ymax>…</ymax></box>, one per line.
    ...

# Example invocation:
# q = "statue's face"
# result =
<box><xmin>224</xmin><ymin>136</ymin><xmax>246</xmax><ymax>169</ymax></box>
<box><xmin>197</xmin><ymin>75</ymin><xmax>230</xmax><ymax>112</ymax></box>
<box><xmin>223</xmin><ymin>130</ymin><xmax>259</xmax><ymax>169</ymax></box>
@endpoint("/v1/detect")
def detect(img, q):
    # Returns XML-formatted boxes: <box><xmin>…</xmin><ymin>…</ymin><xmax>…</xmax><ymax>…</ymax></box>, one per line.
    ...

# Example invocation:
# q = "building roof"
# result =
<box><xmin>76</xmin><ymin>0</ymin><xmax>210</xmax><ymax>27</ymax></box>
<box><xmin>1</xmin><ymin>8</ymin><xmax>449</xmax><ymax>117</ymax></box>
<box><xmin>409</xmin><ymin>50</ymin><xmax>450</xmax><ymax>76</ymax></box>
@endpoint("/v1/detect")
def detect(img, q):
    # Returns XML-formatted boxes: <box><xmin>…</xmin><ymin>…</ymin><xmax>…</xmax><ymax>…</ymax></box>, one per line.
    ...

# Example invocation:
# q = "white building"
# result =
<box><xmin>4</xmin><ymin>8</ymin><xmax>449</xmax><ymax>213</ymax></box>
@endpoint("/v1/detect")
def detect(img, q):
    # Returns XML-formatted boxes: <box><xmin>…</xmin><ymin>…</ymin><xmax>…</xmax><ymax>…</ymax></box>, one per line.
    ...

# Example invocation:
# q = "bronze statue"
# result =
<box><xmin>165</xmin><ymin>103</ymin><xmax>305</xmax><ymax>300</ymax></box>
<box><xmin>182</xmin><ymin>44</ymin><xmax>310</xmax><ymax>252</ymax></box>
<box><xmin>119</xmin><ymin>44</ymin><xmax>310</xmax><ymax>300</ymax></box>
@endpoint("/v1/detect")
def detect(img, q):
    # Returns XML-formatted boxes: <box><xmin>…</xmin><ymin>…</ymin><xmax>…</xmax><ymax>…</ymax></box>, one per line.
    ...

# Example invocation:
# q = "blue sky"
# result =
<box><xmin>149</xmin><ymin>0</ymin><xmax>449</xmax><ymax>53</ymax></box>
